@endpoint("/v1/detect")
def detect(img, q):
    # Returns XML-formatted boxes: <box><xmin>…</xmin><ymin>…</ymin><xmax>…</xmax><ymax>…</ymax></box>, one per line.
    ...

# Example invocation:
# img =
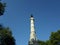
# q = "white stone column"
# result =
<box><xmin>30</xmin><ymin>15</ymin><xmax>36</xmax><ymax>41</ymax></box>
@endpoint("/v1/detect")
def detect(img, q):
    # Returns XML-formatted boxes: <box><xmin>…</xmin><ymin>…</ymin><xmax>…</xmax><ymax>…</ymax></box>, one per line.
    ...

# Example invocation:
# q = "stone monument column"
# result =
<box><xmin>28</xmin><ymin>15</ymin><xmax>39</xmax><ymax>45</ymax></box>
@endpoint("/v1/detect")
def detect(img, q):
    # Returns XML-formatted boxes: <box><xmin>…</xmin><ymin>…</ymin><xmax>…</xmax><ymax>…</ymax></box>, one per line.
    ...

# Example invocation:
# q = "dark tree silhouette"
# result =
<box><xmin>37</xmin><ymin>30</ymin><xmax>60</xmax><ymax>45</ymax></box>
<box><xmin>49</xmin><ymin>30</ymin><xmax>60</xmax><ymax>45</ymax></box>
<box><xmin>0</xmin><ymin>25</ymin><xmax>15</xmax><ymax>45</ymax></box>
<box><xmin>0</xmin><ymin>2</ymin><xmax>6</xmax><ymax>15</ymax></box>
<box><xmin>4</xmin><ymin>35</ymin><xmax>15</xmax><ymax>45</ymax></box>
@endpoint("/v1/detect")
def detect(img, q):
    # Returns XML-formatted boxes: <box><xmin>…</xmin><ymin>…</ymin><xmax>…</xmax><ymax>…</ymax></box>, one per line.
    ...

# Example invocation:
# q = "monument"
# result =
<box><xmin>28</xmin><ymin>15</ymin><xmax>39</xmax><ymax>45</ymax></box>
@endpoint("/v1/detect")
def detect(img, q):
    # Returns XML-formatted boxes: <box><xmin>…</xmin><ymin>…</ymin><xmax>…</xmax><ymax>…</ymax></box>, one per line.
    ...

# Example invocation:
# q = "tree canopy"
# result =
<box><xmin>49</xmin><ymin>30</ymin><xmax>60</xmax><ymax>45</ymax></box>
<box><xmin>0</xmin><ymin>25</ymin><xmax>15</xmax><ymax>45</ymax></box>
<box><xmin>37</xmin><ymin>40</ymin><xmax>46</xmax><ymax>45</ymax></box>
<box><xmin>0</xmin><ymin>2</ymin><xmax>6</xmax><ymax>15</ymax></box>
<box><xmin>38</xmin><ymin>30</ymin><xmax>60</xmax><ymax>45</ymax></box>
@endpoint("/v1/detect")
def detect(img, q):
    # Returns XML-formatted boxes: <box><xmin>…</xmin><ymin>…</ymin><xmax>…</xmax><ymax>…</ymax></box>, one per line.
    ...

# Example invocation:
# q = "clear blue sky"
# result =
<box><xmin>0</xmin><ymin>0</ymin><xmax>60</xmax><ymax>45</ymax></box>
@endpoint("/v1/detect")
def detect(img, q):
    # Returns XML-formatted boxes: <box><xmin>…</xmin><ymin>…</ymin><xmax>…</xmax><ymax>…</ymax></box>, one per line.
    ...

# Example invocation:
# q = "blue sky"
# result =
<box><xmin>0</xmin><ymin>0</ymin><xmax>60</xmax><ymax>45</ymax></box>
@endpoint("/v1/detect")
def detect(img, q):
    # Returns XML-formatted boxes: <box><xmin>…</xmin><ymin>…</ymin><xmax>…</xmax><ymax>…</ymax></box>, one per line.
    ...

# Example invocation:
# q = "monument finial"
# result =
<box><xmin>31</xmin><ymin>14</ymin><xmax>33</xmax><ymax>17</ymax></box>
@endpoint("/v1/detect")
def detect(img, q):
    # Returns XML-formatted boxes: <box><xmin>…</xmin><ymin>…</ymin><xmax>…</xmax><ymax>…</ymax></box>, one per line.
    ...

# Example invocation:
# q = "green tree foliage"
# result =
<box><xmin>38</xmin><ymin>30</ymin><xmax>60</xmax><ymax>45</ymax></box>
<box><xmin>0</xmin><ymin>25</ymin><xmax>15</xmax><ymax>45</ymax></box>
<box><xmin>0</xmin><ymin>2</ymin><xmax>6</xmax><ymax>15</ymax></box>
<box><xmin>37</xmin><ymin>40</ymin><xmax>46</xmax><ymax>45</ymax></box>
<box><xmin>45</xmin><ymin>40</ymin><xmax>51</xmax><ymax>45</ymax></box>
<box><xmin>49</xmin><ymin>30</ymin><xmax>60</xmax><ymax>45</ymax></box>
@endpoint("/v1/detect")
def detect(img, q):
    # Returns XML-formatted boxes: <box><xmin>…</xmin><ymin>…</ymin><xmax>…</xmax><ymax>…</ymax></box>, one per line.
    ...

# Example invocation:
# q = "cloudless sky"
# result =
<box><xmin>0</xmin><ymin>0</ymin><xmax>60</xmax><ymax>45</ymax></box>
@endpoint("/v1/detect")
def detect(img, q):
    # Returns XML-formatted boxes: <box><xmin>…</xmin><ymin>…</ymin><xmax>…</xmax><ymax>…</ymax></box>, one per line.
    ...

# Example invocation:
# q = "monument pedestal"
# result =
<box><xmin>28</xmin><ymin>40</ymin><xmax>39</xmax><ymax>45</ymax></box>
